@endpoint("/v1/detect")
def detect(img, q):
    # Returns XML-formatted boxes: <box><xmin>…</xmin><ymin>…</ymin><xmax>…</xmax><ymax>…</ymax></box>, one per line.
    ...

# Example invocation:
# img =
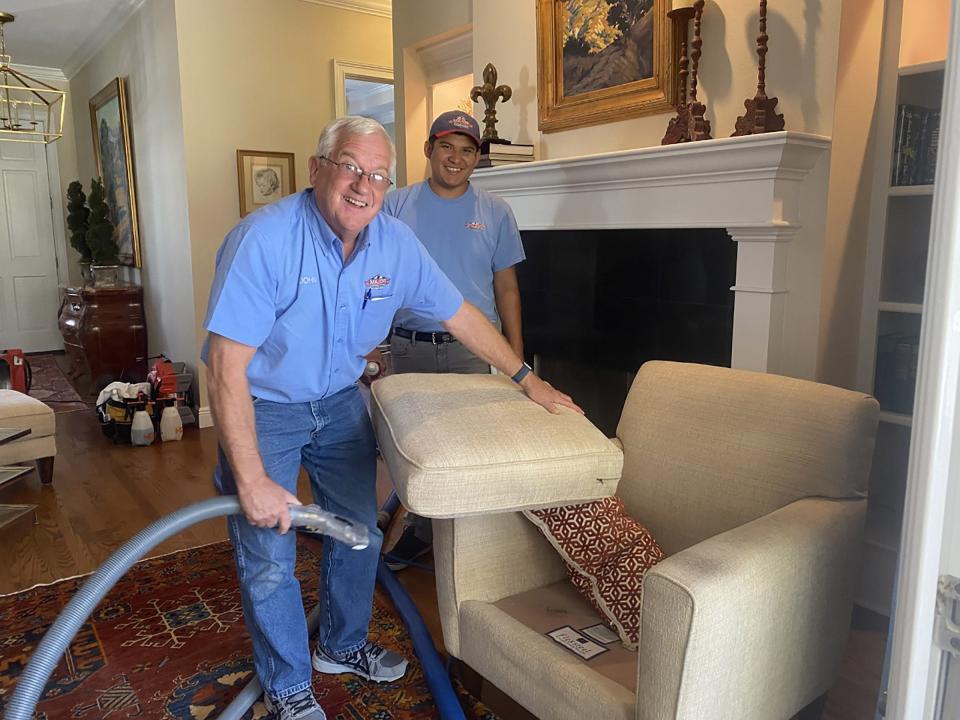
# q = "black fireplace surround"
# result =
<box><xmin>517</xmin><ymin>228</ymin><xmax>737</xmax><ymax>436</ymax></box>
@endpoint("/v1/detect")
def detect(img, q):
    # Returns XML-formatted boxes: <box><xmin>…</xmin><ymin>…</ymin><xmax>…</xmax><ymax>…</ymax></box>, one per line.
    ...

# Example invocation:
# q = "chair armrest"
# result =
<box><xmin>636</xmin><ymin>497</ymin><xmax>866</xmax><ymax>720</ymax></box>
<box><xmin>433</xmin><ymin>512</ymin><xmax>568</xmax><ymax>657</ymax></box>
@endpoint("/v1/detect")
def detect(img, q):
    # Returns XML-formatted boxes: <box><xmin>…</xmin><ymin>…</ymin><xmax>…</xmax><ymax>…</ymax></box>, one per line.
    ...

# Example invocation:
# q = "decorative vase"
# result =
<box><xmin>91</xmin><ymin>264</ymin><xmax>121</xmax><ymax>287</ymax></box>
<box><xmin>160</xmin><ymin>404</ymin><xmax>183</xmax><ymax>442</ymax></box>
<box><xmin>79</xmin><ymin>262</ymin><xmax>93</xmax><ymax>286</ymax></box>
<box><xmin>131</xmin><ymin>409</ymin><xmax>155</xmax><ymax>446</ymax></box>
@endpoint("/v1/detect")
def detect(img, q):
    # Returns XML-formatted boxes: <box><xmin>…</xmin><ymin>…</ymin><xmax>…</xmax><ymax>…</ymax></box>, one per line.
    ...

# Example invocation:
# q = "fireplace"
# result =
<box><xmin>518</xmin><ymin>228</ymin><xmax>736</xmax><ymax>435</ymax></box>
<box><xmin>472</xmin><ymin>131</ymin><xmax>831</xmax><ymax>385</ymax></box>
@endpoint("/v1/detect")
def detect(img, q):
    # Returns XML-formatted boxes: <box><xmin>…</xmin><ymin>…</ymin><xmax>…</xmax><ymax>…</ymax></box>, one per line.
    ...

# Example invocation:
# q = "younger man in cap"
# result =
<box><xmin>380</xmin><ymin>110</ymin><xmax>525</xmax><ymax>568</ymax></box>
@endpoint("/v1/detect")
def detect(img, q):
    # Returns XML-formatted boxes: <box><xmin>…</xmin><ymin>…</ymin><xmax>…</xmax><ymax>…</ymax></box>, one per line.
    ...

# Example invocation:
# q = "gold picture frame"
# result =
<box><xmin>537</xmin><ymin>0</ymin><xmax>675</xmax><ymax>133</ymax></box>
<box><xmin>236</xmin><ymin>150</ymin><xmax>296</xmax><ymax>217</ymax></box>
<box><xmin>89</xmin><ymin>77</ymin><xmax>141</xmax><ymax>267</ymax></box>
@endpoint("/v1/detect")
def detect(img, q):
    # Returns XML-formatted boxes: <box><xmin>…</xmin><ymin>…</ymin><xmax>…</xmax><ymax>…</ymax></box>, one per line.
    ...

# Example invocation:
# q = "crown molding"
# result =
<box><xmin>10</xmin><ymin>64</ymin><xmax>68</xmax><ymax>84</ymax></box>
<box><xmin>299</xmin><ymin>0</ymin><xmax>391</xmax><ymax>19</ymax></box>
<box><xmin>62</xmin><ymin>0</ymin><xmax>147</xmax><ymax>79</ymax></box>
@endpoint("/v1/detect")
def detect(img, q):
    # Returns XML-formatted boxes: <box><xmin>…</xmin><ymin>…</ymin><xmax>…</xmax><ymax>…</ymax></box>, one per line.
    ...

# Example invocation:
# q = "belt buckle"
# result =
<box><xmin>431</xmin><ymin>332</ymin><xmax>441</xmax><ymax>345</ymax></box>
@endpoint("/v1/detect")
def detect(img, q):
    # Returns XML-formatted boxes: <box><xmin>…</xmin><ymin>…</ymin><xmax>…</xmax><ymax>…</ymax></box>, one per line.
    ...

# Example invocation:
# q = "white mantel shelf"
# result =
<box><xmin>471</xmin><ymin>131</ymin><xmax>833</xmax><ymax>380</ymax></box>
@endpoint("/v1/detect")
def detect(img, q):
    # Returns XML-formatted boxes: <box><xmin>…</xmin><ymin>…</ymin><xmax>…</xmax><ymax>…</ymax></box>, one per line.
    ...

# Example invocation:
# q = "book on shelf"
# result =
<box><xmin>484</xmin><ymin>152</ymin><xmax>534</xmax><ymax>162</ymax></box>
<box><xmin>892</xmin><ymin>104</ymin><xmax>939</xmax><ymax>186</ymax></box>
<box><xmin>875</xmin><ymin>331</ymin><xmax>920</xmax><ymax>414</ymax></box>
<box><xmin>477</xmin><ymin>157</ymin><xmax>534</xmax><ymax>168</ymax></box>
<box><xmin>479</xmin><ymin>140</ymin><xmax>534</xmax><ymax>156</ymax></box>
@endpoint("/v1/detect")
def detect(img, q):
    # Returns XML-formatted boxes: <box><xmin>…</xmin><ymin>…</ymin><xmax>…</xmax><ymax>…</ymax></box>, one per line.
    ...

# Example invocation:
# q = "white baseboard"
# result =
<box><xmin>198</xmin><ymin>406</ymin><xmax>214</xmax><ymax>428</ymax></box>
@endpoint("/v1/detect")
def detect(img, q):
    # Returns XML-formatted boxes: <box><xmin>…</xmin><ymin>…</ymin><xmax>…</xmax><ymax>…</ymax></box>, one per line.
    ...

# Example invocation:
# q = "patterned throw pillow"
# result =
<box><xmin>523</xmin><ymin>496</ymin><xmax>665</xmax><ymax>650</ymax></box>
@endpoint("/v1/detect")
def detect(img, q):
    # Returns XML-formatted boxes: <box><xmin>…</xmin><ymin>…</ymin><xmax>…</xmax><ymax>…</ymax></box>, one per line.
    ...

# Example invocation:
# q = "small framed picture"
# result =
<box><xmin>236</xmin><ymin>150</ymin><xmax>296</xmax><ymax>217</ymax></box>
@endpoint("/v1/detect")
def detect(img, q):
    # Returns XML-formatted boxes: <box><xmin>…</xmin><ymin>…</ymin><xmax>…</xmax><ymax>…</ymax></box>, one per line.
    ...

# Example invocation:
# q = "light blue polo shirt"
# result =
<box><xmin>202</xmin><ymin>189</ymin><xmax>463</xmax><ymax>402</ymax></box>
<box><xmin>383</xmin><ymin>181</ymin><xmax>524</xmax><ymax>331</ymax></box>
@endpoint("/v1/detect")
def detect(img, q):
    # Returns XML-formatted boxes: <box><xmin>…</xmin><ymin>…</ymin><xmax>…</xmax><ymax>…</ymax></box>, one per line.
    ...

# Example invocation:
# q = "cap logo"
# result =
<box><xmin>449</xmin><ymin>115</ymin><xmax>473</xmax><ymax>129</ymax></box>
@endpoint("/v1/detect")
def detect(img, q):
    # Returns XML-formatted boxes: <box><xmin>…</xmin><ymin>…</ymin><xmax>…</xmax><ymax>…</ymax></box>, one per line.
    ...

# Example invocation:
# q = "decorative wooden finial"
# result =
<box><xmin>470</xmin><ymin>63</ymin><xmax>512</xmax><ymax>142</ymax></box>
<box><xmin>662</xmin><ymin>0</ymin><xmax>712</xmax><ymax>144</ymax></box>
<box><xmin>732</xmin><ymin>0</ymin><xmax>785</xmax><ymax>136</ymax></box>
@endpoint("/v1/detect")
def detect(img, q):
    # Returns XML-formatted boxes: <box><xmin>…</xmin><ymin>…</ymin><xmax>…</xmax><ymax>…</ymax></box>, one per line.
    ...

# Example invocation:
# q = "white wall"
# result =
<box><xmin>68</xmin><ymin>0</ymin><xmax>196</xmax><ymax>377</ymax></box>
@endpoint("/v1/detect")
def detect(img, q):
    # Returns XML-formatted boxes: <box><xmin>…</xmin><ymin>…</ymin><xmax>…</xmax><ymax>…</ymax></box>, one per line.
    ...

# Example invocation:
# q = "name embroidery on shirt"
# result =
<box><xmin>300</xmin><ymin>276</ymin><xmax>318</xmax><ymax>285</ymax></box>
<box><xmin>465</xmin><ymin>222</ymin><xmax>486</xmax><ymax>230</ymax></box>
<box><xmin>365</xmin><ymin>274</ymin><xmax>391</xmax><ymax>289</ymax></box>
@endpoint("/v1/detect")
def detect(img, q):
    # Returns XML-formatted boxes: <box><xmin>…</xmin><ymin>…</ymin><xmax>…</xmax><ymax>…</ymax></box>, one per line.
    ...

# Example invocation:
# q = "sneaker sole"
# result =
<box><xmin>311</xmin><ymin>654</ymin><xmax>407</xmax><ymax>683</ymax></box>
<box><xmin>383</xmin><ymin>546</ymin><xmax>432</xmax><ymax>572</ymax></box>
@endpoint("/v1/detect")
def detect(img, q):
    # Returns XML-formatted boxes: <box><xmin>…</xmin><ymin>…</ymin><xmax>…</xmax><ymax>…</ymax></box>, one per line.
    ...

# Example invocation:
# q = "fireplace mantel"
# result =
<box><xmin>471</xmin><ymin>131</ymin><xmax>832</xmax><ymax>379</ymax></box>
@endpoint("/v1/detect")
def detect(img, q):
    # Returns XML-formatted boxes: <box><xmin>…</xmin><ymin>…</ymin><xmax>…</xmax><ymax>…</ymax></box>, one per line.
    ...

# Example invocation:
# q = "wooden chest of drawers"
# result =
<box><xmin>58</xmin><ymin>286</ymin><xmax>148</xmax><ymax>395</ymax></box>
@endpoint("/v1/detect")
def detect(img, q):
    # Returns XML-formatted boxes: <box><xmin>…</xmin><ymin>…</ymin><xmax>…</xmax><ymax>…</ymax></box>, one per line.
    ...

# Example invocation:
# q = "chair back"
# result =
<box><xmin>616</xmin><ymin>361</ymin><xmax>878</xmax><ymax>554</ymax></box>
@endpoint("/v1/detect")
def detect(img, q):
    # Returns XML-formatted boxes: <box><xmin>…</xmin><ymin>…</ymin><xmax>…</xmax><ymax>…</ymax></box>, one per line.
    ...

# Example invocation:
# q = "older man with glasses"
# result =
<box><xmin>202</xmin><ymin>116</ymin><xmax>580</xmax><ymax>720</ymax></box>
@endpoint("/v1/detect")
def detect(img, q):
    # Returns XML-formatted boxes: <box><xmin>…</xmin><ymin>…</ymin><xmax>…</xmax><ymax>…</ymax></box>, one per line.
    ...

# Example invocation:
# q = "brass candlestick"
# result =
<box><xmin>662</xmin><ymin>0</ymin><xmax>712</xmax><ymax>144</ymax></box>
<box><xmin>470</xmin><ymin>63</ymin><xmax>512</xmax><ymax>143</ymax></box>
<box><xmin>732</xmin><ymin>0</ymin><xmax>785</xmax><ymax>135</ymax></box>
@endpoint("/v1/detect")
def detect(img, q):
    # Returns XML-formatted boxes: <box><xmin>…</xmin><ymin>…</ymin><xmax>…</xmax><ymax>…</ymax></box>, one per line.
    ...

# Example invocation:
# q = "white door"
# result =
<box><xmin>0</xmin><ymin>138</ymin><xmax>62</xmax><ymax>352</ymax></box>
<box><xmin>886</xmin><ymin>2</ymin><xmax>960</xmax><ymax>717</ymax></box>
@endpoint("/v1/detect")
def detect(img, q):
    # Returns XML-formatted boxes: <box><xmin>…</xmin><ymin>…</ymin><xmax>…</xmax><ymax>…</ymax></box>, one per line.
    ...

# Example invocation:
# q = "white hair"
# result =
<box><xmin>314</xmin><ymin>116</ymin><xmax>395</xmax><ymax>174</ymax></box>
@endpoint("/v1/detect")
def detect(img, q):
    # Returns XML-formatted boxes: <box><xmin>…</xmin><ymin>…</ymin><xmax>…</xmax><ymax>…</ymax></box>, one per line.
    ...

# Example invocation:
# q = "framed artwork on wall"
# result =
<box><xmin>536</xmin><ymin>0</ymin><xmax>675</xmax><ymax>132</ymax></box>
<box><xmin>89</xmin><ymin>77</ymin><xmax>141</xmax><ymax>267</ymax></box>
<box><xmin>236</xmin><ymin>150</ymin><xmax>296</xmax><ymax>217</ymax></box>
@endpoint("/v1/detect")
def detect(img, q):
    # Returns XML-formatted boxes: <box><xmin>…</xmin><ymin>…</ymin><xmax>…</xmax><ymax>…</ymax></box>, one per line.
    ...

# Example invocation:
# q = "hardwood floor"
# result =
<box><xmin>0</xmin><ymin>408</ymin><xmax>886</xmax><ymax>718</ymax></box>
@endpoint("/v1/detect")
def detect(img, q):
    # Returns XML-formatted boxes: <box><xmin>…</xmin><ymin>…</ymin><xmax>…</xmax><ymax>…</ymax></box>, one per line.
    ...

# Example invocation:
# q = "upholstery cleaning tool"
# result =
<box><xmin>4</xmin><ymin>497</ymin><xmax>368</xmax><ymax>720</ymax></box>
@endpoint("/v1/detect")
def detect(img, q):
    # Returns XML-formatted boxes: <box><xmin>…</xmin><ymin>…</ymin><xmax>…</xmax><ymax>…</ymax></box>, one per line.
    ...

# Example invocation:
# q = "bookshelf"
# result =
<box><xmin>857</xmin><ymin>58</ymin><xmax>945</xmax><ymax>615</ymax></box>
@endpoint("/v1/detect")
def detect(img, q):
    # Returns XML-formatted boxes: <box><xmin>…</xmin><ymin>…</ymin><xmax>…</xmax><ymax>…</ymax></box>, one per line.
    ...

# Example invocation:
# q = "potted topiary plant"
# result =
<box><xmin>86</xmin><ymin>177</ymin><xmax>120</xmax><ymax>287</ymax></box>
<box><xmin>65</xmin><ymin>180</ymin><xmax>93</xmax><ymax>285</ymax></box>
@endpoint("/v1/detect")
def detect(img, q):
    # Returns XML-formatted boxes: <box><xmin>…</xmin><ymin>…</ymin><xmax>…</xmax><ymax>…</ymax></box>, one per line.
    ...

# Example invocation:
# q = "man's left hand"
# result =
<box><xmin>519</xmin><ymin>373</ymin><xmax>583</xmax><ymax>415</ymax></box>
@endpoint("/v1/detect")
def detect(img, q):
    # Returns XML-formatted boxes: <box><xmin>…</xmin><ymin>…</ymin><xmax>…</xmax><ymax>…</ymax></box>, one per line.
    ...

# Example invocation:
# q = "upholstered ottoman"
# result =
<box><xmin>370</xmin><ymin>373</ymin><xmax>623</xmax><ymax>517</ymax></box>
<box><xmin>0</xmin><ymin>390</ymin><xmax>56</xmax><ymax>484</ymax></box>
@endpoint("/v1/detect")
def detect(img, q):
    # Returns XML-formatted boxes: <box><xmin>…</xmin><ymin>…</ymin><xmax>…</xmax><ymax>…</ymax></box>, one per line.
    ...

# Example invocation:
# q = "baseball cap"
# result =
<box><xmin>429</xmin><ymin>110</ymin><xmax>481</xmax><ymax>147</ymax></box>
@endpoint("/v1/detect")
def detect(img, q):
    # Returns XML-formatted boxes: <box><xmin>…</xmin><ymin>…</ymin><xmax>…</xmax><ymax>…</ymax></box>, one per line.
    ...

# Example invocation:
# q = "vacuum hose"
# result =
<box><xmin>4</xmin><ymin>497</ymin><xmax>368</xmax><ymax>720</ymax></box>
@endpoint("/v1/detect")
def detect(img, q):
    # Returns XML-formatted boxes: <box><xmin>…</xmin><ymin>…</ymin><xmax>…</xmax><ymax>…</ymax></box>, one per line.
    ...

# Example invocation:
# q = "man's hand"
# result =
<box><xmin>360</xmin><ymin>347</ymin><xmax>384</xmax><ymax>386</ymax></box>
<box><xmin>519</xmin><ymin>373</ymin><xmax>583</xmax><ymax>415</ymax></box>
<box><xmin>237</xmin><ymin>475</ymin><xmax>302</xmax><ymax>534</ymax></box>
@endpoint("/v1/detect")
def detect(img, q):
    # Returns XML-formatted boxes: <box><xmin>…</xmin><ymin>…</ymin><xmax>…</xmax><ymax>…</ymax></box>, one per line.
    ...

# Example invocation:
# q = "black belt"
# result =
<box><xmin>393</xmin><ymin>326</ymin><xmax>457</xmax><ymax>344</ymax></box>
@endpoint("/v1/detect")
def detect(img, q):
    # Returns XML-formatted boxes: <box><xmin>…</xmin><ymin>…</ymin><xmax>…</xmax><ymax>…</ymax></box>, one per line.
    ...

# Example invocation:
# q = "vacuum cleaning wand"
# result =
<box><xmin>290</xmin><ymin>504</ymin><xmax>369</xmax><ymax>549</ymax></box>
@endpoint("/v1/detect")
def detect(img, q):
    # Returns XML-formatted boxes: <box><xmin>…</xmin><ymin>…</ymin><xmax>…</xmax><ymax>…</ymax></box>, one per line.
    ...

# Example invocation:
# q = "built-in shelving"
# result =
<box><xmin>857</xmin><ymin>55</ymin><xmax>943</xmax><ymax>616</ymax></box>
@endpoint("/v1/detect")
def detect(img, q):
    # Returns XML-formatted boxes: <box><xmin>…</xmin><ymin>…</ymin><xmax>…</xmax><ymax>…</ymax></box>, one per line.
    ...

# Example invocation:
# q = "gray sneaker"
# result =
<box><xmin>311</xmin><ymin>641</ymin><xmax>408</xmax><ymax>683</ymax></box>
<box><xmin>263</xmin><ymin>689</ymin><xmax>327</xmax><ymax>720</ymax></box>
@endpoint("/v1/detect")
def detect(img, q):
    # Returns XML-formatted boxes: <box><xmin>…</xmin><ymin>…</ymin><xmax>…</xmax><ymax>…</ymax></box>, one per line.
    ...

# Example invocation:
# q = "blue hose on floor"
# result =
<box><xmin>5</xmin><ymin>494</ymin><xmax>467</xmax><ymax>720</ymax></box>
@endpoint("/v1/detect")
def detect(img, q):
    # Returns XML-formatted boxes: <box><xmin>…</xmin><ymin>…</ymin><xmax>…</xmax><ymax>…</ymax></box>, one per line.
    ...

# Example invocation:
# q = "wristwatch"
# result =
<box><xmin>511</xmin><ymin>361</ymin><xmax>533</xmax><ymax>384</ymax></box>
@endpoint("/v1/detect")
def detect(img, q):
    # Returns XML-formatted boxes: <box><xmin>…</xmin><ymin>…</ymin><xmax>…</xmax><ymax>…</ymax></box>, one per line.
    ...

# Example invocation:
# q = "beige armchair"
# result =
<box><xmin>431</xmin><ymin>361</ymin><xmax>879</xmax><ymax>720</ymax></box>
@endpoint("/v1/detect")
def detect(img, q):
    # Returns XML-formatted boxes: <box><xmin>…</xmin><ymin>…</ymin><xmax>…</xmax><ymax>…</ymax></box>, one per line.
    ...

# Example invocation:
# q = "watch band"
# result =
<box><xmin>511</xmin><ymin>362</ymin><xmax>532</xmax><ymax>384</ymax></box>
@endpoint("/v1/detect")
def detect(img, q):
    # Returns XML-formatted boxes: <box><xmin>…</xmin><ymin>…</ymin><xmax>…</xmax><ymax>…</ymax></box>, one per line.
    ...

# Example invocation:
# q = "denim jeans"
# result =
<box><xmin>213</xmin><ymin>383</ymin><xmax>383</xmax><ymax>698</ymax></box>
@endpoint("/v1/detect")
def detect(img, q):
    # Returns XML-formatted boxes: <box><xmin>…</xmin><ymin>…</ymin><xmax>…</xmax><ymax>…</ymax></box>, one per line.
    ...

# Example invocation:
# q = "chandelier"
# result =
<box><xmin>0</xmin><ymin>12</ymin><xmax>65</xmax><ymax>144</ymax></box>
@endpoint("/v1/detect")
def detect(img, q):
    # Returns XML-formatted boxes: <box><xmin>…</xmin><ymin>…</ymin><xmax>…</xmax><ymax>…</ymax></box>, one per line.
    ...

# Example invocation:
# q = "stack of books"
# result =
<box><xmin>477</xmin><ymin>140</ymin><xmax>534</xmax><ymax>168</ymax></box>
<box><xmin>892</xmin><ymin>104</ymin><xmax>940</xmax><ymax>186</ymax></box>
<box><xmin>875</xmin><ymin>331</ymin><xmax>920</xmax><ymax>414</ymax></box>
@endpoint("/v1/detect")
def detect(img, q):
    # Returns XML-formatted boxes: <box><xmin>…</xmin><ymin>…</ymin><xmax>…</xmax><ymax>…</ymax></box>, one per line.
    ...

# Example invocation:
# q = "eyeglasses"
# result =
<box><xmin>319</xmin><ymin>156</ymin><xmax>393</xmax><ymax>189</ymax></box>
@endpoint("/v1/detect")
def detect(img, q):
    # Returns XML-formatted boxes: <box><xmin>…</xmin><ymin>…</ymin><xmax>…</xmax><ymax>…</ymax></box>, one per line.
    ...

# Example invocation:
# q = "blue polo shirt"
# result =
<box><xmin>383</xmin><ymin>181</ymin><xmax>524</xmax><ymax>331</ymax></box>
<box><xmin>202</xmin><ymin>189</ymin><xmax>463</xmax><ymax>402</ymax></box>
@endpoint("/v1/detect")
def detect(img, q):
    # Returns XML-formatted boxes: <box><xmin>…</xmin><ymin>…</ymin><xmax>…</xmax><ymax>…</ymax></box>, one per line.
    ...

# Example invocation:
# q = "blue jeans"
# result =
<box><xmin>213</xmin><ymin>384</ymin><xmax>383</xmax><ymax>698</ymax></box>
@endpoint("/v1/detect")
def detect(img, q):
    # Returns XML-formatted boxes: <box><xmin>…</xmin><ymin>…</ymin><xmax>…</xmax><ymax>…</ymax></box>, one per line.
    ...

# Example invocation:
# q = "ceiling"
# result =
<box><xmin>0</xmin><ymin>0</ymin><xmax>391</xmax><ymax>78</ymax></box>
<box><xmin>0</xmin><ymin>0</ymin><xmax>139</xmax><ymax>75</ymax></box>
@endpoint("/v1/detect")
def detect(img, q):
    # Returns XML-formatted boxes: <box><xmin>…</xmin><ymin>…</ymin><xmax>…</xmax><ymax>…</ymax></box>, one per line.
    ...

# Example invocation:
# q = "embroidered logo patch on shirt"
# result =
<box><xmin>364</xmin><ymin>274</ymin><xmax>391</xmax><ymax>289</ymax></box>
<box><xmin>465</xmin><ymin>222</ymin><xmax>486</xmax><ymax>230</ymax></box>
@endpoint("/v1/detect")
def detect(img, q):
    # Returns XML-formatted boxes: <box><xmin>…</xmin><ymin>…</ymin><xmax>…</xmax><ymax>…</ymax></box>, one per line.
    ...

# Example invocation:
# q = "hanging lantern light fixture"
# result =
<box><xmin>0</xmin><ymin>12</ymin><xmax>65</xmax><ymax>144</ymax></box>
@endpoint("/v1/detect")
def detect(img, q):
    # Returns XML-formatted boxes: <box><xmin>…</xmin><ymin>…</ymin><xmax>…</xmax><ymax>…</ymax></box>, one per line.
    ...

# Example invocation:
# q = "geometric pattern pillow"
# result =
<box><xmin>523</xmin><ymin>496</ymin><xmax>666</xmax><ymax>650</ymax></box>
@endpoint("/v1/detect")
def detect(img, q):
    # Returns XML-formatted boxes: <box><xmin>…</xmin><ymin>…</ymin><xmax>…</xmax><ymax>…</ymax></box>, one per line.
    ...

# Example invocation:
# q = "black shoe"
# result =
<box><xmin>384</xmin><ymin>526</ymin><xmax>431</xmax><ymax>571</ymax></box>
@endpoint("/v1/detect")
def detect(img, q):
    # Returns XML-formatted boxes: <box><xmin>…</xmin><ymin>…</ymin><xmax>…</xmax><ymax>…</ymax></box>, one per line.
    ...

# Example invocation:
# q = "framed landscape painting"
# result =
<box><xmin>537</xmin><ymin>0</ymin><xmax>675</xmax><ymax>132</ymax></box>
<box><xmin>89</xmin><ymin>77</ymin><xmax>141</xmax><ymax>267</ymax></box>
<box><xmin>237</xmin><ymin>150</ymin><xmax>296</xmax><ymax>217</ymax></box>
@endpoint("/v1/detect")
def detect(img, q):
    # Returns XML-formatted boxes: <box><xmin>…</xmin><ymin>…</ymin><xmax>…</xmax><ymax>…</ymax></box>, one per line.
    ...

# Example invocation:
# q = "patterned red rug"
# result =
<box><xmin>0</xmin><ymin>541</ymin><xmax>497</xmax><ymax>719</ymax></box>
<box><xmin>26</xmin><ymin>353</ymin><xmax>90</xmax><ymax>413</ymax></box>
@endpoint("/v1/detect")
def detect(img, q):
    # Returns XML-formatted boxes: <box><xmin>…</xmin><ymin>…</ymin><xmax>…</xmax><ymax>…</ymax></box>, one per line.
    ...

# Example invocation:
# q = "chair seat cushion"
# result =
<box><xmin>524</xmin><ymin>496</ymin><xmax>666</xmax><ymax>649</ymax></box>
<box><xmin>0</xmin><ymin>390</ymin><xmax>56</xmax><ymax>437</ymax></box>
<box><xmin>370</xmin><ymin>374</ymin><xmax>623</xmax><ymax>518</ymax></box>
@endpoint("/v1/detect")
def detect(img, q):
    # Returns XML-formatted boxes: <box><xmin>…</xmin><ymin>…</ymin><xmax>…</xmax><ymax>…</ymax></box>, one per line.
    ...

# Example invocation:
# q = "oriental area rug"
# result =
<box><xmin>0</xmin><ymin>541</ymin><xmax>497</xmax><ymax>719</ymax></box>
